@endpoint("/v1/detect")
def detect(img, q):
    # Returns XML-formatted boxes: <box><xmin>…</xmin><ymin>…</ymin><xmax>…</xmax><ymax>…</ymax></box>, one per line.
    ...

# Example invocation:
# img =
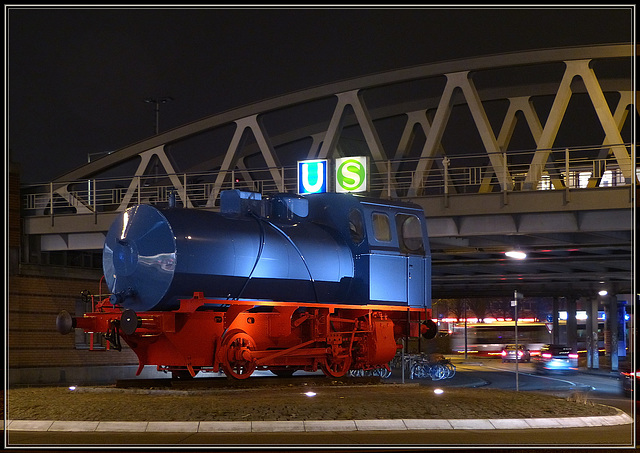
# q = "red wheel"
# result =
<box><xmin>220</xmin><ymin>331</ymin><xmax>257</xmax><ymax>380</ymax></box>
<box><xmin>322</xmin><ymin>353</ymin><xmax>352</xmax><ymax>378</ymax></box>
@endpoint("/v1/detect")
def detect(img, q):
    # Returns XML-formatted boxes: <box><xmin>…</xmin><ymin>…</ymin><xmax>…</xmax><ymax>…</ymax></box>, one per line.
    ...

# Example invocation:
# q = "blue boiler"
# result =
<box><xmin>103</xmin><ymin>190</ymin><xmax>431</xmax><ymax>312</ymax></box>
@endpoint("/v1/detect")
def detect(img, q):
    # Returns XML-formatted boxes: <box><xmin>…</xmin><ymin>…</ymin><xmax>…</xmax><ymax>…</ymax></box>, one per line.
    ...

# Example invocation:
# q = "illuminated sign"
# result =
<box><xmin>297</xmin><ymin>159</ymin><xmax>328</xmax><ymax>194</ymax></box>
<box><xmin>335</xmin><ymin>156</ymin><xmax>368</xmax><ymax>193</ymax></box>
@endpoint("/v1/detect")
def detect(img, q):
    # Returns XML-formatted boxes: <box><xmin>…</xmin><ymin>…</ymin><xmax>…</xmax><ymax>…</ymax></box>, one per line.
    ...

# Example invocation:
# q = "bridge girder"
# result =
<box><xmin>49</xmin><ymin>45</ymin><xmax>633</xmax><ymax>194</ymax></box>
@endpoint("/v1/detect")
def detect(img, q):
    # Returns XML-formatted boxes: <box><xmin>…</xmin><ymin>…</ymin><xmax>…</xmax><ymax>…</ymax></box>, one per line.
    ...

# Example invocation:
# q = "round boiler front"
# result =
<box><xmin>103</xmin><ymin>205</ymin><xmax>178</xmax><ymax>312</ymax></box>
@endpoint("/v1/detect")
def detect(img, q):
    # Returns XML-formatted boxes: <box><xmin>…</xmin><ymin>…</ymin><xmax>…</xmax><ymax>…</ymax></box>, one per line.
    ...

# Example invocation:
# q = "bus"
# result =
<box><xmin>449</xmin><ymin>321</ymin><xmax>550</xmax><ymax>357</ymax></box>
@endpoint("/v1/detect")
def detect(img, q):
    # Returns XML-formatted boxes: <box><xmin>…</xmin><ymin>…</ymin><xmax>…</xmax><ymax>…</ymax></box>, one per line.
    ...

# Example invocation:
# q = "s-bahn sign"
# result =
<box><xmin>298</xmin><ymin>159</ymin><xmax>328</xmax><ymax>194</ymax></box>
<box><xmin>298</xmin><ymin>157</ymin><xmax>369</xmax><ymax>195</ymax></box>
<box><xmin>335</xmin><ymin>156</ymin><xmax>368</xmax><ymax>193</ymax></box>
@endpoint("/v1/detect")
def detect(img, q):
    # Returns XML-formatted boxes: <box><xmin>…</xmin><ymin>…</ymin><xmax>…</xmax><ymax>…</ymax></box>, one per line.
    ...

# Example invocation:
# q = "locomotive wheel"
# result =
<box><xmin>220</xmin><ymin>331</ymin><xmax>257</xmax><ymax>380</ymax></box>
<box><xmin>322</xmin><ymin>353</ymin><xmax>352</xmax><ymax>378</ymax></box>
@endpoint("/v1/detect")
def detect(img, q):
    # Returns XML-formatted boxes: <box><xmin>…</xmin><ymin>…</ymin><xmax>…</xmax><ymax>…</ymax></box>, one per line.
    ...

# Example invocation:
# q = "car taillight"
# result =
<box><xmin>501</xmin><ymin>350</ymin><xmax>507</xmax><ymax>356</ymax></box>
<box><xmin>518</xmin><ymin>351</ymin><xmax>523</xmax><ymax>357</ymax></box>
<box><xmin>568</xmin><ymin>353</ymin><xmax>578</xmax><ymax>359</ymax></box>
<box><xmin>542</xmin><ymin>353</ymin><xmax>552</xmax><ymax>359</ymax></box>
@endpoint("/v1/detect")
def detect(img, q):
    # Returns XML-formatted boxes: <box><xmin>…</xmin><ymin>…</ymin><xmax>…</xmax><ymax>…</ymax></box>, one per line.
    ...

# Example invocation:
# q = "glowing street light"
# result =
<box><xmin>505</xmin><ymin>250</ymin><xmax>527</xmax><ymax>260</ymax></box>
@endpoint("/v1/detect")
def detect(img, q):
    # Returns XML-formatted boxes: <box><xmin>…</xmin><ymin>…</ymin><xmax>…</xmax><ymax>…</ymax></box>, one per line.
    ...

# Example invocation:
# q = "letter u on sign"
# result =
<box><xmin>298</xmin><ymin>159</ymin><xmax>328</xmax><ymax>194</ymax></box>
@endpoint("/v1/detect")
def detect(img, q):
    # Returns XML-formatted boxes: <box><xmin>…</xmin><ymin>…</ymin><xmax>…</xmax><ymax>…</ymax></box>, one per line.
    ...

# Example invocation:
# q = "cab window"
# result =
<box><xmin>397</xmin><ymin>214</ymin><xmax>424</xmax><ymax>253</ymax></box>
<box><xmin>372</xmin><ymin>213</ymin><xmax>391</xmax><ymax>242</ymax></box>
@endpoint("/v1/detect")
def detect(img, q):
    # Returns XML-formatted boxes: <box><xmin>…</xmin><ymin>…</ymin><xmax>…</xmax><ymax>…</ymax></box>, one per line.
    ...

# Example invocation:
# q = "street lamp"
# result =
<box><xmin>505</xmin><ymin>249</ymin><xmax>527</xmax><ymax>259</ymax></box>
<box><xmin>144</xmin><ymin>97</ymin><xmax>173</xmax><ymax>135</ymax></box>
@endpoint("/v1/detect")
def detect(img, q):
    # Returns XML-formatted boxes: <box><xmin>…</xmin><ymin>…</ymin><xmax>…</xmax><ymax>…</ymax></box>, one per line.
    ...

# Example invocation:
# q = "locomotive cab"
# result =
<box><xmin>304</xmin><ymin>192</ymin><xmax>431</xmax><ymax>309</ymax></box>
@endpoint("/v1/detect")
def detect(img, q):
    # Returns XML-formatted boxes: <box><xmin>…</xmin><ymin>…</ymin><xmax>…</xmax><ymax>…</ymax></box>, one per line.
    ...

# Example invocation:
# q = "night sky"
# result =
<box><xmin>6</xmin><ymin>6</ymin><xmax>634</xmax><ymax>184</ymax></box>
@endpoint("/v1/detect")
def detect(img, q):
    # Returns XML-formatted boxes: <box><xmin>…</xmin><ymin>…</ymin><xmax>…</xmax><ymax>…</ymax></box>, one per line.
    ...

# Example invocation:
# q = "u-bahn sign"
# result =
<box><xmin>298</xmin><ymin>157</ymin><xmax>369</xmax><ymax>194</ymax></box>
<box><xmin>335</xmin><ymin>156</ymin><xmax>368</xmax><ymax>193</ymax></box>
<box><xmin>297</xmin><ymin>159</ymin><xmax>328</xmax><ymax>194</ymax></box>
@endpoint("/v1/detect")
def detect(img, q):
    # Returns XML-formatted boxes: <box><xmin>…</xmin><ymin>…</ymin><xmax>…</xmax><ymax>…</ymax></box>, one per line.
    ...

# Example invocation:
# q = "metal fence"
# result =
<box><xmin>21</xmin><ymin>145</ymin><xmax>635</xmax><ymax>217</ymax></box>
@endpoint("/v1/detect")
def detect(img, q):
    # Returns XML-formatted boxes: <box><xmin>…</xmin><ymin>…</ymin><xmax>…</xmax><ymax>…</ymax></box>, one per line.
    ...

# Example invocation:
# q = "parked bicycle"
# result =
<box><xmin>348</xmin><ymin>366</ymin><xmax>392</xmax><ymax>379</ymax></box>
<box><xmin>392</xmin><ymin>352</ymin><xmax>456</xmax><ymax>381</ymax></box>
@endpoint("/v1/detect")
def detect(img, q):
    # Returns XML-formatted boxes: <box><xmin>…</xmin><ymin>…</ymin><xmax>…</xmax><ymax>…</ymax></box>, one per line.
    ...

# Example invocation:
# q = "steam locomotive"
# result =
<box><xmin>57</xmin><ymin>190</ymin><xmax>437</xmax><ymax>379</ymax></box>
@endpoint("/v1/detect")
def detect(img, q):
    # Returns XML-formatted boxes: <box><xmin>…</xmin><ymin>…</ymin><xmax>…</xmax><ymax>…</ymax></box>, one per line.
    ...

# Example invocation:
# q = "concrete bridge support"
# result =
<box><xmin>552</xmin><ymin>296</ymin><xmax>560</xmax><ymax>344</ymax></box>
<box><xmin>605</xmin><ymin>295</ymin><xmax>619</xmax><ymax>371</ymax></box>
<box><xmin>586</xmin><ymin>297</ymin><xmax>600</xmax><ymax>369</ymax></box>
<box><xmin>566</xmin><ymin>297</ymin><xmax>578</xmax><ymax>354</ymax></box>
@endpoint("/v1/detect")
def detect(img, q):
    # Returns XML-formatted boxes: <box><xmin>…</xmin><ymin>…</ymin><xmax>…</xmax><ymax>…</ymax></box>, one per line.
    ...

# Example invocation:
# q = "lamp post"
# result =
<box><xmin>144</xmin><ymin>97</ymin><xmax>173</xmax><ymax>135</ymax></box>
<box><xmin>512</xmin><ymin>290</ymin><xmax>524</xmax><ymax>391</ymax></box>
<box><xmin>464</xmin><ymin>302</ymin><xmax>468</xmax><ymax>360</ymax></box>
<box><xmin>505</xmin><ymin>247</ymin><xmax>526</xmax><ymax>390</ymax></box>
<box><xmin>86</xmin><ymin>151</ymin><xmax>113</xmax><ymax>207</ymax></box>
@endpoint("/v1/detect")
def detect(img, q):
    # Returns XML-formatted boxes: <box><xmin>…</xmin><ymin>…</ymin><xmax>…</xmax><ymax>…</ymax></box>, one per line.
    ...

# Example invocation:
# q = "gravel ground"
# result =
<box><xmin>6</xmin><ymin>383</ymin><xmax>618</xmax><ymax>422</ymax></box>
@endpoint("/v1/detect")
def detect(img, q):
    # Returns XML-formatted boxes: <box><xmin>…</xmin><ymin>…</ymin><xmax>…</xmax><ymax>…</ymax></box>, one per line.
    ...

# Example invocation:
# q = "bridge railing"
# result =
<box><xmin>20</xmin><ymin>145</ymin><xmax>636</xmax><ymax>217</ymax></box>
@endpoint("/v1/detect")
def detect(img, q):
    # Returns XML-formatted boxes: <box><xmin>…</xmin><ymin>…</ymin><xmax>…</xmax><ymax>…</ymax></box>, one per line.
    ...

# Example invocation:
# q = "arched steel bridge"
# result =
<box><xmin>20</xmin><ymin>44</ymin><xmax>636</xmax><ymax>299</ymax></box>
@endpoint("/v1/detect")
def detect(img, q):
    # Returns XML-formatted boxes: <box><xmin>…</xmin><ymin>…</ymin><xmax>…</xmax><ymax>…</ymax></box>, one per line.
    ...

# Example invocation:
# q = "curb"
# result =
<box><xmin>5</xmin><ymin>410</ymin><xmax>632</xmax><ymax>433</ymax></box>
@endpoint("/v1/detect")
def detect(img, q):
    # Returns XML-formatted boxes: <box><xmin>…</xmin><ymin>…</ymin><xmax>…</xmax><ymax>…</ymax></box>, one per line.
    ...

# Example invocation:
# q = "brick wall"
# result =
<box><xmin>8</xmin><ymin>162</ymin><xmax>157</xmax><ymax>384</ymax></box>
<box><xmin>8</xmin><ymin>168</ymin><xmax>21</xmax><ymax>248</ymax></box>
<box><xmin>8</xmin><ymin>273</ymin><xmax>139</xmax><ymax>370</ymax></box>
<box><xmin>9</xmin><ymin>161</ymin><xmax>146</xmax><ymax>384</ymax></box>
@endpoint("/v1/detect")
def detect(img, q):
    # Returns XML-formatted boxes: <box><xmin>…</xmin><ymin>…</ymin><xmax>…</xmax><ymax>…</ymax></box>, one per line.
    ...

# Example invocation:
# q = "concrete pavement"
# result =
<box><xmin>4</xmin><ymin>410</ymin><xmax>633</xmax><ymax>434</ymax></box>
<box><xmin>6</xmin><ymin>416</ymin><xmax>636</xmax><ymax>449</ymax></box>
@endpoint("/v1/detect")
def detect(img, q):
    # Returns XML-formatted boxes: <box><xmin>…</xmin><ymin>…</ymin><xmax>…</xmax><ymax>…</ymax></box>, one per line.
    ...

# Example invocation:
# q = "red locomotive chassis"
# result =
<box><xmin>59</xmin><ymin>292</ymin><xmax>434</xmax><ymax>380</ymax></box>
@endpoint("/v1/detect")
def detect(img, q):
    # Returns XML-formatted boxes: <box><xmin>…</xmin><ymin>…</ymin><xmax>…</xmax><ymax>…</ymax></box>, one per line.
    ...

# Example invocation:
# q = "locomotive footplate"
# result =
<box><xmin>59</xmin><ymin>293</ymin><xmax>432</xmax><ymax>380</ymax></box>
